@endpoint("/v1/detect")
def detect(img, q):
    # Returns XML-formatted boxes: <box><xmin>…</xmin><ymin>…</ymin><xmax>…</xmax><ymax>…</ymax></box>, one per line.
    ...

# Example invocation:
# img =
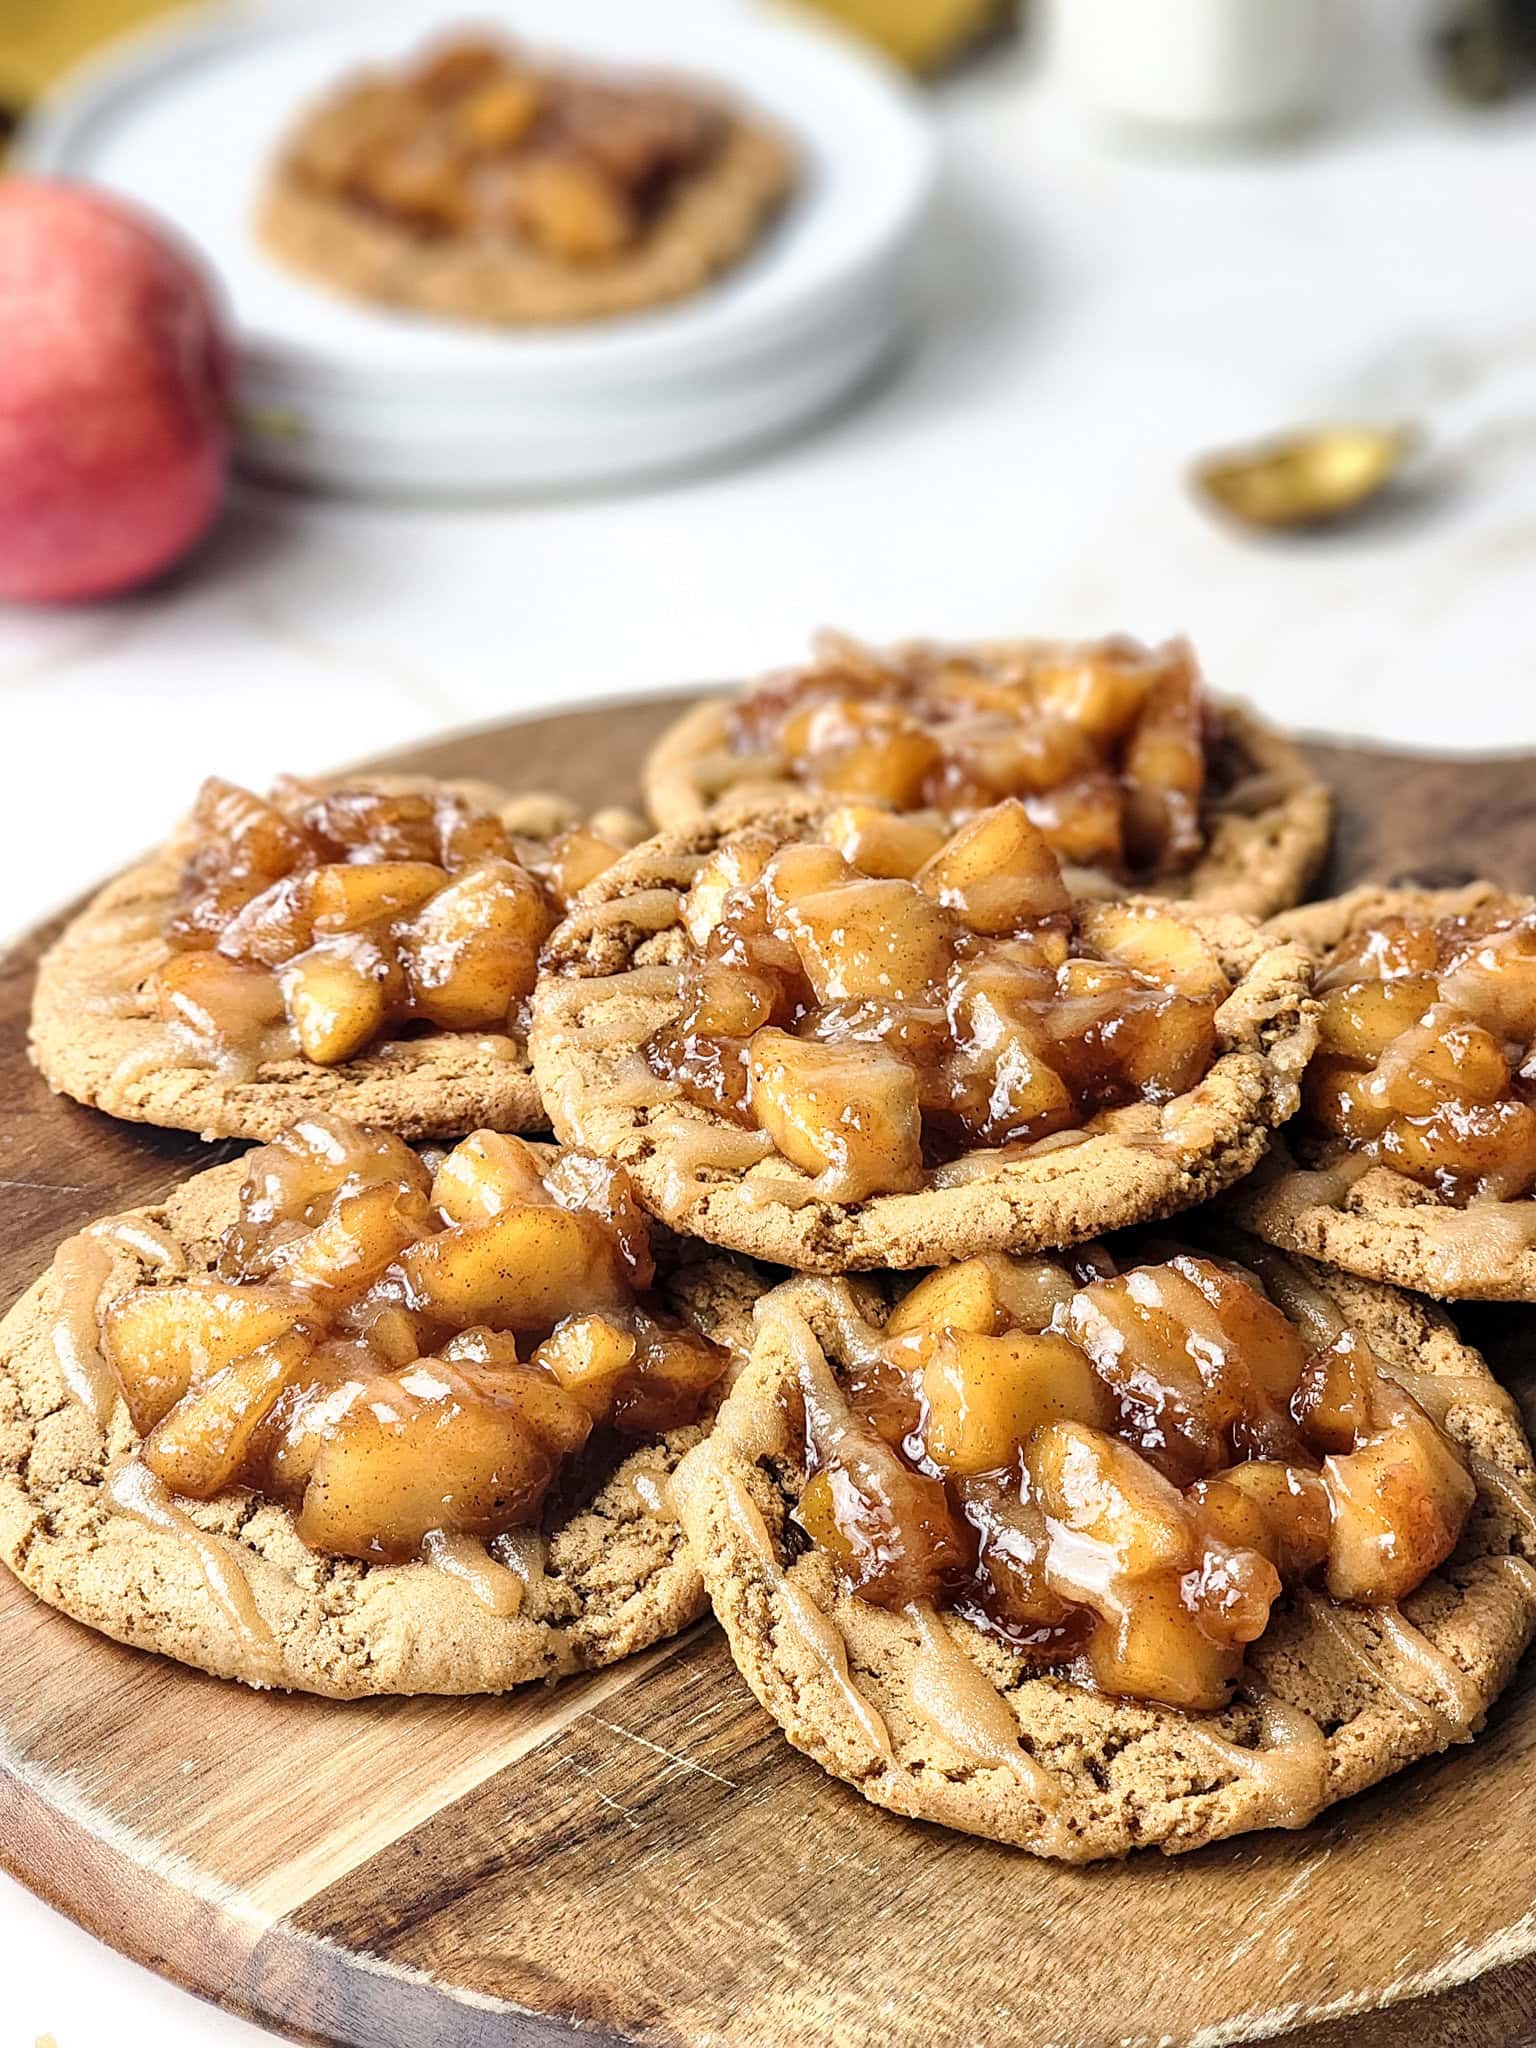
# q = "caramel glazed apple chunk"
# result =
<box><xmin>725</xmin><ymin>633</ymin><xmax>1212</xmax><ymax>882</ymax></box>
<box><xmin>532</xmin><ymin>793</ymin><xmax>1316</xmax><ymax>1268</ymax></box>
<box><xmin>1301</xmin><ymin>894</ymin><xmax>1536</xmax><ymax>1201</ymax></box>
<box><xmin>93</xmin><ymin>1118</ymin><xmax>729</xmax><ymax>1578</ymax></box>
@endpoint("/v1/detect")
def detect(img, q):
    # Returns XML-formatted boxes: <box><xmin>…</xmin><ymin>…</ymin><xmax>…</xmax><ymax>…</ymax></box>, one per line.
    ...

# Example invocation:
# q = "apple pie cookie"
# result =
<box><xmin>30</xmin><ymin>773</ymin><xmax>645</xmax><ymax>1141</ymax></box>
<box><xmin>530</xmin><ymin>799</ymin><xmax>1316</xmax><ymax>1270</ymax></box>
<box><xmin>1233</xmin><ymin>883</ymin><xmax>1536</xmax><ymax>1299</ymax></box>
<box><xmin>0</xmin><ymin>1117</ymin><xmax>759</xmax><ymax>1696</ymax></box>
<box><xmin>258</xmin><ymin>34</ymin><xmax>796</xmax><ymax>326</ymax></box>
<box><xmin>642</xmin><ymin>634</ymin><xmax>1331</xmax><ymax>918</ymax></box>
<box><xmin>673</xmin><ymin>1235</ymin><xmax>1536</xmax><ymax>1861</ymax></box>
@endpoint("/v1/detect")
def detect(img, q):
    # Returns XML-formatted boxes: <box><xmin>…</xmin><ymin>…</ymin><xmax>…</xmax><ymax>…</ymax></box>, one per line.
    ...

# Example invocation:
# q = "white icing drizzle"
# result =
<box><xmin>47</xmin><ymin>1235</ymin><xmax>119</xmax><ymax>1424</ymax></box>
<box><xmin>469</xmin><ymin>1032</ymin><xmax>524</xmax><ymax>1063</ymax></box>
<box><xmin>87</xmin><ymin>1214</ymin><xmax>187</xmax><ymax>1275</ymax></box>
<box><xmin>642</xmin><ymin>854</ymin><xmax>712</xmax><ymax>888</ymax></box>
<box><xmin>421</xmin><ymin>1529</ymin><xmax>526</xmax><ymax>1617</ymax></box>
<box><xmin>81</xmin><ymin>987</ymin><xmax>152</xmax><ymax>1019</ymax></box>
<box><xmin>764</xmin><ymin>1294</ymin><xmax>1067</xmax><ymax>1818</ymax></box>
<box><xmin>625</xmin><ymin>1470</ymin><xmax>671</xmax><ymax>1518</ymax></box>
<box><xmin>928</xmin><ymin>1105</ymin><xmax>1165</xmax><ymax>1190</ymax></box>
<box><xmin>571</xmin><ymin>888</ymin><xmax>683</xmax><ymax>940</ymax></box>
<box><xmin>930</xmin><ymin>1129</ymin><xmax>1092</xmax><ymax>1188</ymax></box>
<box><xmin>1263</xmin><ymin>1149</ymin><xmax>1374</xmax><ymax>1229</ymax></box>
<box><xmin>1468</xmin><ymin>1454</ymin><xmax>1536</xmax><ymax>1548</ymax></box>
<box><xmin>905</xmin><ymin>1601</ymin><xmax>1061</xmax><ymax>1809</ymax></box>
<box><xmin>1496</xmin><ymin>1553</ymin><xmax>1536</xmax><ymax>1602</ymax></box>
<box><xmin>1218</xmin><ymin>767</ymin><xmax>1302</xmax><ymax>817</ymax></box>
<box><xmin>647</xmin><ymin>1114</ymin><xmax>774</xmax><ymax>1213</ymax></box>
<box><xmin>1268</xmin><ymin>1150</ymin><xmax>1536</xmax><ymax>1295</ymax></box>
<box><xmin>1232</xmin><ymin>1239</ymin><xmax>1347</xmax><ymax>1349</ymax></box>
<box><xmin>541</xmin><ymin>961</ymin><xmax>681</xmax><ymax>1027</ymax></box>
<box><xmin>737</xmin><ymin>1171</ymin><xmax>823</xmax><ymax>1211</ymax></box>
<box><xmin>691</xmin><ymin>745</ymin><xmax>785</xmax><ymax>799</ymax></box>
<box><xmin>1373</xmin><ymin>1604</ymin><xmax>1481</xmax><ymax>1735</ymax></box>
<box><xmin>718</xmin><ymin>1465</ymin><xmax>895</xmax><ymax>1766</ymax></box>
<box><xmin>91</xmin><ymin>905</ymin><xmax>166</xmax><ymax>947</ymax></box>
<box><xmin>1384</xmin><ymin>1369</ymin><xmax>1521</xmax><ymax>1432</ymax></box>
<box><xmin>764</xmin><ymin>1282</ymin><xmax>886</xmax><ymax>1371</ymax></box>
<box><xmin>491</xmin><ymin>1525</ymin><xmax>549</xmax><ymax>1601</ymax></box>
<box><xmin>104</xmin><ymin>1011</ymin><xmax>297</xmax><ymax>1094</ymax></box>
<box><xmin>1182</xmin><ymin>1694</ymin><xmax>1329</xmax><ymax>1830</ymax></box>
<box><xmin>1299</xmin><ymin>1592</ymin><xmax>1474</xmax><ymax>1744</ymax></box>
<box><xmin>103</xmin><ymin>1460</ymin><xmax>282</xmax><ymax>1687</ymax></box>
<box><xmin>105</xmin><ymin>1035</ymin><xmax>182</xmax><ymax>1097</ymax></box>
<box><xmin>605</xmin><ymin>1057</ymin><xmax>672</xmax><ymax>1111</ymax></box>
<box><xmin>1423</xmin><ymin>1201</ymin><xmax>1536</xmax><ymax>1293</ymax></box>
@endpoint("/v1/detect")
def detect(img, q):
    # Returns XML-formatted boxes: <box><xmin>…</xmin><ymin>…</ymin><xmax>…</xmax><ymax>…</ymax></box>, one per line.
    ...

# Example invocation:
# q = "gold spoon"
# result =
<box><xmin>1191</xmin><ymin>421</ymin><xmax>1420</xmax><ymax>532</ymax></box>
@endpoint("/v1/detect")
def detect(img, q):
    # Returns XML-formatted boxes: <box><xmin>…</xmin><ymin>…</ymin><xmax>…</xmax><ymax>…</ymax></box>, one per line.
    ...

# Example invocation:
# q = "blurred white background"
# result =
<box><xmin>3</xmin><ymin>0</ymin><xmax>1535</xmax><ymax>2041</ymax></box>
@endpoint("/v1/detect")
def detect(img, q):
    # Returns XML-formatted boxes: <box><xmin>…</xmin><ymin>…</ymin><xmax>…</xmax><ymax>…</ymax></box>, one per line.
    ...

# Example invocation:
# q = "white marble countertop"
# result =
<box><xmin>4</xmin><ymin>3</ymin><xmax>1536</xmax><ymax>2044</ymax></box>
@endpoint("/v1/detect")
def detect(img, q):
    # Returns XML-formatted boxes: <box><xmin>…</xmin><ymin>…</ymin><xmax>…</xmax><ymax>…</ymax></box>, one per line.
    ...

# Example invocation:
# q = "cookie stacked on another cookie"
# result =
<box><xmin>1233</xmin><ymin>882</ymin><xmax>1536</xmax><ymax>1301</ymax></box>
<box><xmin>643</xmin><ymin>630</ymin><xmax>1333</xmax><ymax>917</ymax></box>
<box><xmin>8</xmin><ymin>632</ymin><xmax>1536</xmax><ymax>1873</ymax></box>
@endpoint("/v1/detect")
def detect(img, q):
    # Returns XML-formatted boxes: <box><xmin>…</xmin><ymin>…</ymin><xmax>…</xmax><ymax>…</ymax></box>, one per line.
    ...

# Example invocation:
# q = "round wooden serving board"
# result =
<box><xmin>5</xmin><ymin>695</ymin><xmax>1536</xmax><ymax>2048</ymax></box>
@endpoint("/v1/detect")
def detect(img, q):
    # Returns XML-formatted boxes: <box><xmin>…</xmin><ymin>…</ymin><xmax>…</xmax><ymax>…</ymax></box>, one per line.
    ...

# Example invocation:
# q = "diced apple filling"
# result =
<box><xmin>288</xmin><ymin>34</ymin><xmax>728</xmax><ymax>261</ymax></box>
<box><xmin>646</xmin><ymin>798</ymin><xmax>1229</xmax><ymax>1197</ymax></box>
<box><xmin>795</xmin><ymin>1245</ymin><xmax>1474</xmax><ymax>1710</ymax></box>
<box><xmin>98</xmin><ymin>1117</ymin><xmax>726</xmax><ymax>1563</ymax></box>
<box><xmin>1304</xmin><ymin>898</ymin><xmax>1536</xmax><ymax>1201</ymax></box>
<box><xmin>727</xmin><ymin>634</ymin><xmax>1211</xmax><ymax>880</ymax></box>
<box><xmin>156</xmin><ymin>776</ymin><xmax>633</xmax><ymax>1068</ymax></box>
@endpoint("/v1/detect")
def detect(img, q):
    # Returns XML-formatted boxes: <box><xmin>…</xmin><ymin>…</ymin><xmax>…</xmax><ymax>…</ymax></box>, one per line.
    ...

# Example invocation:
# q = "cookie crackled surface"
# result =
<box><xmin>1233</xmin><ymin>883</ymin><xmax>1536</xmax><ymax>1299</ymax></box>
<box><xmin>30</xmin><ymin>773</ymin><xmax>645</xmax><ymax>1143</ymax></box>
<box><xmin>673</xmin><ymin>1242</ymin><xmax>1536</xmax><ymax>1861</ymax></box>
<box><xmin>529</xmin><ymin>800</ymin><xmax>1318</xmax><ymax>1271</ymax></box>
<box><xmin>0</xmin><ymin>1119</ymin><xmax>758</xmax><ymax>1697</ymax></box>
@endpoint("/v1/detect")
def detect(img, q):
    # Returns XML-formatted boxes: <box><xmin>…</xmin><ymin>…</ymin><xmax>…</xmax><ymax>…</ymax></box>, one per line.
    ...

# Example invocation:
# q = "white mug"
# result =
<box><xmin>1052</xmin><ymin>0</ymin><xmax>1336</xmax><ymax>138</ymax></box>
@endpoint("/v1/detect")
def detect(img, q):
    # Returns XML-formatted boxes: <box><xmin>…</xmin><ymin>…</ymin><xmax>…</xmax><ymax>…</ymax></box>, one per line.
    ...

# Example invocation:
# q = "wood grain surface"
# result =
<box><xmin>4</xmin><ymin>695</ymin><xmax>1536</xmax><ymax>2048</ymax></box>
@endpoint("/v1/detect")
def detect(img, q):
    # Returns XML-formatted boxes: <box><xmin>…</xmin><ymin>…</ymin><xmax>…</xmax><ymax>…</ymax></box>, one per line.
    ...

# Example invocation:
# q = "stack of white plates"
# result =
<box><xmin>25</xmin><ymin>0</ymin><xmax>937</xmax><ymax>496</ymax></box>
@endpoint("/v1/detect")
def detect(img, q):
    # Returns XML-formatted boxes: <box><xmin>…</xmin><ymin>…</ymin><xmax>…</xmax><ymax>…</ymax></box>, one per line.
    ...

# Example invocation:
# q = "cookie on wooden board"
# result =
<box><xmin>674</xmin><ymin>1248</ymin><xmax>1536</xmax><ymax>1862</ymax></box>
<box><xmin>1233</xmin><ymin>882</ymin><xmax>1536</xmax><ymax>1300</ymax></box>
<box><xmin>642</xmin><ymin>637</ymin><xmax>1331</xmax><ymax>919</ymax></box>
<box><xmin>530</xmin><ymin>803</ymin><xmax>1318</xmax><ymax>1271</ymax></box>
<box><xmin>31</xmin><ymin>775</ymin><xmax>644</xmax><ymax>1143</ymax></box>
<box><xmin>0</xmin><ymin>1142</ymin><xmax>759</xmax><ymax>1698</ymax></box>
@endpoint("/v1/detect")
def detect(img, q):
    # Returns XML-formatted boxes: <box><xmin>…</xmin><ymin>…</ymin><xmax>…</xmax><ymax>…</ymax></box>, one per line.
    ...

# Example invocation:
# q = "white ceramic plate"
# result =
<box><xmin>24</xmin><ymin>0</ymin><xmax>936</xmax><ymax>492</ymax></box>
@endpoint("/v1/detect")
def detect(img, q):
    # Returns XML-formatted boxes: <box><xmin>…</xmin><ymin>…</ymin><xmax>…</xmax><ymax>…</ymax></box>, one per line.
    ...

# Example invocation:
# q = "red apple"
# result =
<box><xmin>0</xmin><ymin>179</ymin><xmax>232</xmax><ymax>603</ymax></box>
